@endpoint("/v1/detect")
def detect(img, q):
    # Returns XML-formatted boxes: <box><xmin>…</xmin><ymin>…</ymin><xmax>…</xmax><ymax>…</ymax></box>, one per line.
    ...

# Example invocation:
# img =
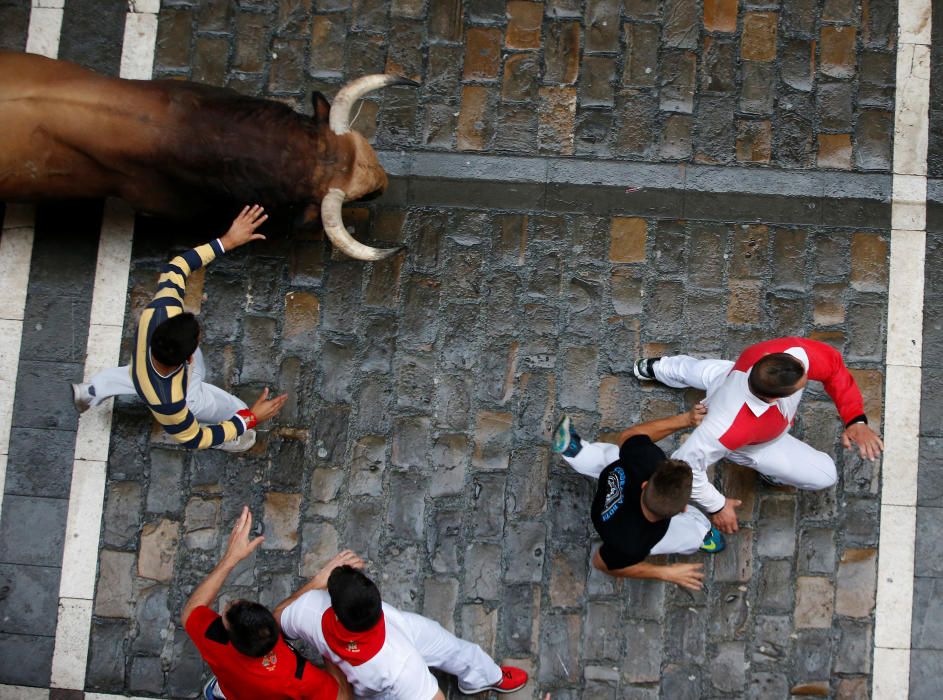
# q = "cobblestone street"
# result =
<box><xmin>1</xmin><ymin>1</ymin><xmax>939</xmax><ymax>699</ymax></box>
<box><xmin>84</xmin><ymin>207</ymin><xmax>888</xmax><ymax>699</ymax></box>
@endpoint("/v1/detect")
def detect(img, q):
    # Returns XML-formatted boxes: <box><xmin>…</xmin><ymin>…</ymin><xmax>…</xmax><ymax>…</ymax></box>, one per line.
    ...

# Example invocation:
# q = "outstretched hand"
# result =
<box><xmin>686</xmin><ymin>402</ymin><xmax>707</xmax><ymax>428</ymax></box>
<box><xmin>220</xmin><ymin>204</ymin><xmax>269</xmax><ymax>250</ymax></box>
<box><xmin>312</xmin><ymin>550</ymin><xmax>365</xmax><ymax>590</ymax></box>
<box><xmin>665</xmin><ymin>562</ymin><xmax>705</xmax><ymax>591</ymax></box>
<box><xmin>250</xmin><ymin>387</ymin><xmax>289</xmax><ymax>423</ymax></box>
<box><xmin>710</xmin><ymin>498</ymin><xmax>742</xmax><ymax>534</ymax></box>
<box><xmin>222</xmin><ymin>505</ymin><xmax>264</xmax><ymax>565</ymax></box>
<box><xmin>842</xmin><ymin>422</ymin><xmax>884</xmax><ymax>461</ymax></box>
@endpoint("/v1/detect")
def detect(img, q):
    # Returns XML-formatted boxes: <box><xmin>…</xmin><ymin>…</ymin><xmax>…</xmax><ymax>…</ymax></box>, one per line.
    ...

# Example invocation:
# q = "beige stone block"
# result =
<box><xmin>137</xmin><ymin>518</ymin><xmax>179</xmax><ymax>582</ymax></box>
<box><xmin>795</xmin><ymin>576</ymin><xmax>835</xmax><ymax>628</ymax></box>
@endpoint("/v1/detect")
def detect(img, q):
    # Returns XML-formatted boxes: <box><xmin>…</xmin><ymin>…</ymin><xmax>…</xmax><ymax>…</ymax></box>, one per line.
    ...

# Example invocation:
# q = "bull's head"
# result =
<box><xmin>312</xmin><ymin>75</ymin><xmax>418</xmax><ymax>261</ymax></box>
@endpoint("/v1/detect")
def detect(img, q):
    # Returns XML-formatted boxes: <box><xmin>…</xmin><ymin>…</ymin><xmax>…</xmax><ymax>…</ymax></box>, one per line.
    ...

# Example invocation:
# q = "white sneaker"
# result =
<box><xmin>214</xmin><ymin>429</ymin><xmax>257</xmax><ymax>453</ymax></box>
<box><xmin>71</xmin><ymin>383</ymin><xmax>93</xmax><ymax>413</ymax></box>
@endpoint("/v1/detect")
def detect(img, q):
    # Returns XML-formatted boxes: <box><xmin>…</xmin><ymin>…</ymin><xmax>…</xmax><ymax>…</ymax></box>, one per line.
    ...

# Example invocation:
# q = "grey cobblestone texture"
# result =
<box><xmin>90</xmin><ymin>204</ymin><xmax>888</xmax><ymax>698</ymax></box>
<box><xmin>912</xmin><ymin>222</ymin><xmax>943</xmax><ymax>698</ymax></box>
<box><xmin>150</xmin><ymin>0</ymin><xmax>896</xmax><ymax>173</ymax></box>
<box><xmin>930</xmin><ymin>0</ymin><xmax>943</xmax><ymax>178</ymax></box>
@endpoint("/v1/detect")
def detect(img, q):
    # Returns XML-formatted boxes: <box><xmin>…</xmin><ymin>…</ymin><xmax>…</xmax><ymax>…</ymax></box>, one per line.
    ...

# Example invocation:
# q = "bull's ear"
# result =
<box><xmin>311</xmin><ymin>92</ymin><xmax>331</xmax><ymax>125</ymax></box>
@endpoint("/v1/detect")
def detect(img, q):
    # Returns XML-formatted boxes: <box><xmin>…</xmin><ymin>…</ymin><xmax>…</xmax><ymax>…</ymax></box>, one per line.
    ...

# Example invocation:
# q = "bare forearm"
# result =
<box><xmin>181</xmin><ymin>558</ymin><xmax>237</xmax><ymax>625</ymax></box>
<box><xmin>602</xmin><ymin>559</ymin><xmax>672</xmax><ymax>582</ymax></box>
<box><xmin>619</xmin><ymin>412</ymin><xmax>690</xmax><ymax>444</ymax></box>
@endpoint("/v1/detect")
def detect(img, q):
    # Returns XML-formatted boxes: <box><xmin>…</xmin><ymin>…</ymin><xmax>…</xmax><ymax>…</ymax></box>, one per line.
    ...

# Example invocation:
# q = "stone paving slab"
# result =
<box><xmin>912</xmin><ymin>224</ymin><xmax>943</xmax><ymax>699</ymax></box>
<box><xmin>87</xmin><ymin>203</ymin><xmax>888</xmax><ymax>698</ymax></box>
<box><xmin>150</xmin><ymin>0</ymin><xmax>896</xmax><ymax>174</ymax></box>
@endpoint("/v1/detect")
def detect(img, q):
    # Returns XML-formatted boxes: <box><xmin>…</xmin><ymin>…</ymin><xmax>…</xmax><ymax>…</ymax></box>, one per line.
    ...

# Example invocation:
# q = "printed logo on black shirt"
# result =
<box><xmin>601</xmin><ymin>467</ymin><xmax>625</xmax><ymax>521</ymax></box>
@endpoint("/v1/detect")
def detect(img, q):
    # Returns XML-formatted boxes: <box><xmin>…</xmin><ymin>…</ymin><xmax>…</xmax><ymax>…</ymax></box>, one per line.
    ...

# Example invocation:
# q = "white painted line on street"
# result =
<box><xmin>875</xmin><ymin>504</ymin><xmax>918</xmax><ymax>649</ymax></box>
<box><xmin>119</xmin><ymin>11</ymin><xmax>158</xmax><ymax>81</ymax></box>
<box><xmin>25</xmin><ymin>6</ymin><xmax>63</xmax><ymax>59</ymax></box>
<box><xmin>56</xmin><ymin>461</ymin><xmax>107</xmax><ymax>600</ymax></box>
<box><xmin>48</xmin><ymin>0</ymin><xmax>158</xmax><ymax>683</ymax></box>
<box><xmin>0</xmin><ymin>205</ymin><xmax>35</xmax><ymax>321</ymax></box>
<box><xmin>0</xmin><ymin>320</ymin><xmax>24</xmax><ymax>458</ymax></box>
<box><xmin>0</xmin><ymin>684</ymin><xmax>49</xmax><ymax>699</ymax></box>
<box><xmin>873</xmin><ymin>3</ymin><xmax>932</xmax><ymax>698</ymax></box>
<box><xmin>885</xmin><ymin>230</ymin><xmax>928</xmax><ymax>368</ymax></box>
<box><xmin>893</xmin><ymin>43</ymin><xmax>930</xmax><ymax>177</ymax></box>
<box><xmin>879</xmin><ymin>365</ymin><xmax>923</xmax><ymax>508</ymax></box>
<box><xmin>0</xmin><ymin>206</ymin><xmax>35</xmax><ymax>521</ymax></box>
<box><xmin>0</xmin><ymin>688</ymin><xmax>154</xmax><ymax>700</ymax></box>
<box><xmin>873</xmin><ymin>647</ymin><xmax>913</xmax><ymax>700</ymax></box>
<box><xmin>49</xmin><ymin>598</ymin><xmax>93</xmax><ymax>690</ymax></box>
<box><xmin>88</xmin><ymin>213</ymin><xmax>135</xmax><ymax>328</ymax></box>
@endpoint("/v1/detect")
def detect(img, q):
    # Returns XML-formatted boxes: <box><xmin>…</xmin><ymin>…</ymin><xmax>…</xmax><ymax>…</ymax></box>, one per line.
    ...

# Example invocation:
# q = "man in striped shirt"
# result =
<box><xmin>72</xmin><ymin>205</ymin><xmax>287</xmax><ymax>451</ymax></box>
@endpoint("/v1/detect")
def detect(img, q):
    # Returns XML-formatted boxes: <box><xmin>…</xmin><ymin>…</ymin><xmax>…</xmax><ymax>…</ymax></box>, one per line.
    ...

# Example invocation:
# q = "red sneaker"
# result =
<box><xmin>458</xmin><ymin>666</ymin><xmax>528</xmax><ymax>694</ymax></box>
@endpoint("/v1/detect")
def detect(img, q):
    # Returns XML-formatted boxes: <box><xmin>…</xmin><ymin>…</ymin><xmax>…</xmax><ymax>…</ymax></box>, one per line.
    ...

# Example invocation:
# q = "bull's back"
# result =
<box><xmin>0</xmin><ymin>51</ymin><xmax>181</xmax><ymax>202</ymax></box>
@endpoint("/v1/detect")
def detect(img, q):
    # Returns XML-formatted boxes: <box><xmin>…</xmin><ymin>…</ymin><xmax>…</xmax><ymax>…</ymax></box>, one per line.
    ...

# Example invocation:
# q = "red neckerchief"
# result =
<box><xmin>321</xmin><ymin>608</ymin><xmax>386</xmax><ymax>666</ymax></box>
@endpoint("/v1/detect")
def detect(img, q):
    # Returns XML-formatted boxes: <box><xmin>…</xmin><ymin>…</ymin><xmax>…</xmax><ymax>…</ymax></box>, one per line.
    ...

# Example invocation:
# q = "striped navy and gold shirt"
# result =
<box><xmin>131</xmin><ymin>240</ymin><xmax>246</xmax><ymax>450</ymax></box>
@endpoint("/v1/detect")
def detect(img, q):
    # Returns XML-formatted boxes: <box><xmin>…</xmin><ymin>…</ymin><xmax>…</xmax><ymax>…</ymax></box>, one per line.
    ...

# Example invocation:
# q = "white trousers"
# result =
<box><xmin>653</xmin><ymin>355</ymin><xmax>837</xmax><ymax>490</ymax></box>
<box><xmin>400</xmin><ymin>611</ymin><xmax>502</xmax><ymax>691</ymax></box>
<box><xmin>565</xmin><ymin>441</ymin><xmax>711</xmax><ymax>556</ymax></box>
<box><xmin>87</xmin><ymin>349</ymin><xmax>247</xmax><ymax>423</ymax></box>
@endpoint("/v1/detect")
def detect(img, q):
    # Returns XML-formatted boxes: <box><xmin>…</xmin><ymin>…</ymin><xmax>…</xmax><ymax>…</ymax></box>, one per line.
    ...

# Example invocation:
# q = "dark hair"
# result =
<box><xmin>225</xmin><ymin>601</ymin><xmax>278</xmax><ymax>657</ymax></box>
<box><xmin>327</xmin><ymin>565</ymin><xmax>382</xmax><ymax>632</ymax></box>
<box><xmin>151</xmin><ymin>313</ymin><xmax>200</xmax><ymax>366</ymax></box>
<box><xmin>749</xmin><ymin>353</ymin><xmax>805</xmax><ymax>399</ymax></box>
<box><xmin>642</xmin><ymin>459</ymin><xmax>693</xmax><ymax>519</ymax></box>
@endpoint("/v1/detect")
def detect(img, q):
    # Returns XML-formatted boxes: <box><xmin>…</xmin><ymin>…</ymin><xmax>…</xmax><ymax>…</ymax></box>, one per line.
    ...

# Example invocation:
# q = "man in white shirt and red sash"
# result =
<box><xmin>634</xmin><ymin>337</ymin><xmax>884</xmax><ymax>533</ymax></box>
<box><xmin>276</xmin><ymin>553</ymin><xmax>527</xmax><ymax>699</ymax></box>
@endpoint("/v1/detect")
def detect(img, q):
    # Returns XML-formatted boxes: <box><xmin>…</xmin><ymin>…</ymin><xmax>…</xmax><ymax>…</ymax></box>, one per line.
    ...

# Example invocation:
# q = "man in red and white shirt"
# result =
<box><xmin>276</xmin><ymin>553</ymin><xmax>527</xmax><ymax>699</ymax></box>
<box><xmin>634</xmin><ymin>337</ymin><xmax>884</xmax><ymax>533</ymax></box>
<box><xmin>182</xmin><ymin>507</ymin><xmax>350</xmax><ymax>700</ymax></box>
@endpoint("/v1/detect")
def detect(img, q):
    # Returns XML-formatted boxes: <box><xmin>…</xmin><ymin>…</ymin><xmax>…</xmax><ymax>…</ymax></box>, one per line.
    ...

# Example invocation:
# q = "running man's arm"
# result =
<box><xmin>672</xmin><ymin>419</ymin><xmax>742</xmax><ymax>533</ymax></box>
<box><xmin>794</xmin><ymin>339</ymin><xmax>883</xmax><ymax>459</ymax></box>
<box><xmin>275</xmin><ymin>550</ymin><xmax>364</xmax><ymax>626</ymax></box>
<box><xmin>618</xmin><ymin>402</ymin><xmax>706</xmax><ymax>444</ymax></box>
<box><xmin>181</xmin><ymin>506</ymin><xmax>263</xmax><ymax>626</ymax></box>
<box><xmin>592</xmin><ymin>549</ymin><xmax>704</xmax><ymax>591</ymax></box>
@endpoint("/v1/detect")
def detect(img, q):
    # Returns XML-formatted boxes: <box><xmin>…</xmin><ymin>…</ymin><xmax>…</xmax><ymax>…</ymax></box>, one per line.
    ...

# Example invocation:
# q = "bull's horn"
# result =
<box><xmin>329</xmin><ymin>74</ymin><xmax>420</xmax><ymax>135</ymax></box>
<box><xmin>321</xmin><ymin>188</ymin><xmax>400</xmax><ymax>261</ymax></box>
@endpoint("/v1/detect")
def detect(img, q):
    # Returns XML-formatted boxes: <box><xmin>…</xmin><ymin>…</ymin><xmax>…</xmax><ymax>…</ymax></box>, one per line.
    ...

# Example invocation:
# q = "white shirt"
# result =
<box><xmin>674</xmin><ymin>348</ymin><xmax>809</xmax><ymax>513</ymax></box>
<box><xmin>280</xmin><ymin>590</ymin><xmax>440</xmax><ymax>700</ymax></box>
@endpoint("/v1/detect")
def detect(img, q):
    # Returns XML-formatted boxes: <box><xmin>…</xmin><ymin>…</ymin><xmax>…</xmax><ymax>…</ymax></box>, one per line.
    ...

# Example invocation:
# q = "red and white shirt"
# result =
<box><xmin>280</xmin><ymin>590</ymin><xmax>440</xmax><ymax>700</ymax></box>
<box><xmin>674</xmin><ymin>337</ymin><xmax>865</xmax><ymax>512</ymax></box>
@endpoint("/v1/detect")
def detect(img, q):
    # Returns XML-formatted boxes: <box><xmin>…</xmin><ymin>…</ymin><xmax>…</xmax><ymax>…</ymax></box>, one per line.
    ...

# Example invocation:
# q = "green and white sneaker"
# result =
<box><xmin>699</xmin><ymin>527</ymin><xmax>726</xmax><ymax>554</ymax></box>
<box><xmin>633</xmin><ymin>357</ymin><xmax>660</xmax><ymax>381</ymax></box>
<box><xmin>551</xmin><ymin>415</ymin><xmax>582</xmax><ymax>458</ymax></box>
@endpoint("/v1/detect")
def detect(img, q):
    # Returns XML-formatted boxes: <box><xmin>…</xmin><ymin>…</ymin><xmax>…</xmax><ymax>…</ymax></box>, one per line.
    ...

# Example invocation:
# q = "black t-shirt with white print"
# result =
<box><xmin>590</xmin><ymin>435</ymin><xmax>671</xmax><ymax>570</ymax></box>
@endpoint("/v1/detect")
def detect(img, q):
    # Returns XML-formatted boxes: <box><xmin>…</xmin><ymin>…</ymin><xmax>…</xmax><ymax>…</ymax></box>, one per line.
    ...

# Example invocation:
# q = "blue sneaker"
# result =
<box><xmin>203</xmin><ymin>677</ymin><xmax>224</xmax><ymax>700</ymax></box>
<box><xmin>551</xmin><ymin>415</ymin><xmax>582</xmax><ymax>457</ymax></box>
<box><xmin>699</xmin><ymin>527</ymin><xmax>726</xmax><ymax>554</ymax></box>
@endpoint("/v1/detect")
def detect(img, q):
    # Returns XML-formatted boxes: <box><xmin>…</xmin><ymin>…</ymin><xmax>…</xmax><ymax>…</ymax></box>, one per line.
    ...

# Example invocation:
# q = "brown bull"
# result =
<box><xmin>0</xmin><ymin>51</ymin><xmax>415</xmax><ymax>260</ymax></box>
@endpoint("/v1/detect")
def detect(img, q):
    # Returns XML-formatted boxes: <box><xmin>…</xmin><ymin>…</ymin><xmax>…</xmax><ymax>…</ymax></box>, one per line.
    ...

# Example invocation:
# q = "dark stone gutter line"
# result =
<box><xmin>376</xmin><ymin>151</ymin><xmax>892</xmax><ymax>228</ymax></box>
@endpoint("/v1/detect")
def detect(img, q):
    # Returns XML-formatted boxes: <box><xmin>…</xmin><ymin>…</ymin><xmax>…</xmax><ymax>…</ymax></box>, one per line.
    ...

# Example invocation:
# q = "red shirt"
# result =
<box><xmin>731</xmin><ymin>337</ymin><xmax>865</xmax><ymax>425</ymax></box>
<box><xmin>185</xmin><ymin>606</ymin><xmax>338</xmax><ymax>700</ymax></box>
